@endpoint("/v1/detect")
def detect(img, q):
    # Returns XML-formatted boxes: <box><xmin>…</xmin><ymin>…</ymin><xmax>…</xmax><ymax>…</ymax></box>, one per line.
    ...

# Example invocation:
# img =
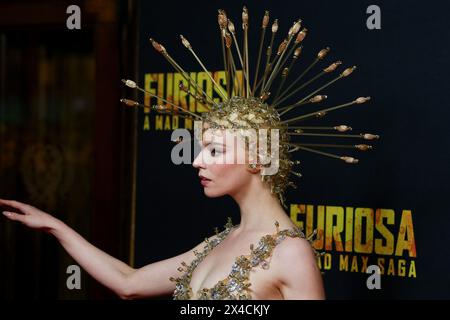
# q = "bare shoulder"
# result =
<box><xmin>271</xmin><ymin>236</ymin><xmax>318</xmax><ymax>276</ymax></box>
<box><xmin>270</xmin><ymin>235</ymin><xmax>325</xmax><ymax>300</ymax></box>
<box><xmin>274</xmin><ymin>236</ymin><xmax>316</xmax><ymax>261</ymax></box>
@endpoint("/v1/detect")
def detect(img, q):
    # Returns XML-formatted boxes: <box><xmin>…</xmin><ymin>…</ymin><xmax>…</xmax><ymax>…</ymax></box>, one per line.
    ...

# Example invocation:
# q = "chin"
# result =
<box><xmin>203</xmin><ymin>188</ymin><xmax>227</xmax><ymax>198</ymax></box>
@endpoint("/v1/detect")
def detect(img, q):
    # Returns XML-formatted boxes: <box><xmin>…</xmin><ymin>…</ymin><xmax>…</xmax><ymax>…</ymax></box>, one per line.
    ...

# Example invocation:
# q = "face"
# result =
<box><xmin>192</xmin><ymin>125</ymin><xmax>256</xmax><ymax>198</ymax></box>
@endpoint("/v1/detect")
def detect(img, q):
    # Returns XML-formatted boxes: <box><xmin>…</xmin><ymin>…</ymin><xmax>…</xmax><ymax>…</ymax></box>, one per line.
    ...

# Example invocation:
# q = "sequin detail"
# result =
<box><xmin>170</xmin><ymin>217</ymin><xmax>319</xmax><ymax>300</ymax></box>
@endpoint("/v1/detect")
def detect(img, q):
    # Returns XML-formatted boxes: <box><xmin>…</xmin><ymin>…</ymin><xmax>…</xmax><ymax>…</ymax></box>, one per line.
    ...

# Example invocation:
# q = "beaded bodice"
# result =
<box><xmin>170</xmin><ymin>218</ymin><xmax>315</xmax><ymax>300</ymax></box>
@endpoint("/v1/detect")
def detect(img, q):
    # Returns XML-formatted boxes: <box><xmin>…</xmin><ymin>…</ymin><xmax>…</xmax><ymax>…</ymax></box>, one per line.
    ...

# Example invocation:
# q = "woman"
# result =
<box><xmin>1</xmin><ymin>112</ymin><xmax>325</xmax><ymax>300</ymax></box>
<box><xmin>2</xmin><ymin>6</ymin><xmax>372</xmax><ymax>299</ymax></box>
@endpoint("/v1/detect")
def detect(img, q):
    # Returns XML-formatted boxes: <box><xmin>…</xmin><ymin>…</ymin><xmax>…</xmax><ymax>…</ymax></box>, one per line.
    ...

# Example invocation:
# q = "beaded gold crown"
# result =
<box><xmin>120</xmin><ymin>7</ymin><xmax>379</xmax><ymax>207</ymax></box>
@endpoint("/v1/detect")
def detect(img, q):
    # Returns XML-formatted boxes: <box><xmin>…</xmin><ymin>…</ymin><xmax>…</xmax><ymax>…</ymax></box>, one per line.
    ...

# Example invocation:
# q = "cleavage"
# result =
<box><xmin>189</xmin><ymin>231</ymin><xmax>245</xmax><ymax>293</ymax></box>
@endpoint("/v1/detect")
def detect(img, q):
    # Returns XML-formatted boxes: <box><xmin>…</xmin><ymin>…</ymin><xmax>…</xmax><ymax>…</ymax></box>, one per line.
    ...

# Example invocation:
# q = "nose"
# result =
<box><xmin>193</xmin><ymin>149</ymin><xmax>206</xmax><ymax>169</ymax></box>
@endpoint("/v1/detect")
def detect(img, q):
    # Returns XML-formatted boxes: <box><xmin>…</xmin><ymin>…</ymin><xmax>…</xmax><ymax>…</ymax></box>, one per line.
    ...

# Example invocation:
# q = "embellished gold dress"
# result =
<box><xmin>170</xmin><ymin>218</ymin><xmax>316</xmax><ymax>300</ymax></box>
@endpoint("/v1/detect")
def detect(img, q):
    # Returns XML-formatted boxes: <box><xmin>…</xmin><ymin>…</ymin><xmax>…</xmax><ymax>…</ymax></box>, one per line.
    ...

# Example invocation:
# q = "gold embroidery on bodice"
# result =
<box><xmin>170</xmin><ymin>217</ymin><xmax>316</xmax><ymax>300</ymax></box>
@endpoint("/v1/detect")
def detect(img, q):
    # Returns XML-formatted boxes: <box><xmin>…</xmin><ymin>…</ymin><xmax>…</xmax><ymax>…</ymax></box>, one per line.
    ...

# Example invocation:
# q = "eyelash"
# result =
<box><xmin>209</xmin><ymin>147</ymin><xmax>223</xmax><ymax>156</ymax></box>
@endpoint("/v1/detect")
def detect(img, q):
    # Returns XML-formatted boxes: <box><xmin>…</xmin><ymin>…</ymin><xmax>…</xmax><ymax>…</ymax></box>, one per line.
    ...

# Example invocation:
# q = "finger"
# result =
<box><xmin>0</xmin><ymin>199</ymin><xmax>29</xmax><ymax>212</ymax></box>
<box><xmin>2</xmin><ymin>211</ymin><xmax>25</xmax><ymax>222</ymax></box>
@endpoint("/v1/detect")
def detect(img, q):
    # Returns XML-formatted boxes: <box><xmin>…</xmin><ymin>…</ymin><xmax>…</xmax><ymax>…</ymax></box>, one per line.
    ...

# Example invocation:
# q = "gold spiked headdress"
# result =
<box><xmin>120</xmin><ymin>7</ymin><xmax>379</xmax><ymax>208</ymax></box>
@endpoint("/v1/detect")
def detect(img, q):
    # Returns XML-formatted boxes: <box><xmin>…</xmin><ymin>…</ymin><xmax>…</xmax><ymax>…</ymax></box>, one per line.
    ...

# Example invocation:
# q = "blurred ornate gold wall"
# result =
<box><xmin>0</xmin><ymin>0</ymin><xmax>137</xmax><ymax>299</ymax></box>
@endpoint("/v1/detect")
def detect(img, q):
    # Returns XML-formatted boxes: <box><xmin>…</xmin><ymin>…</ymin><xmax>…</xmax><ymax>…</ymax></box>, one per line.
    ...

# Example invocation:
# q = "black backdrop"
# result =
<box><xmin>131</xmin><ymin>0</ymin><xmax>450</xmax><ymax>299</ymax></box>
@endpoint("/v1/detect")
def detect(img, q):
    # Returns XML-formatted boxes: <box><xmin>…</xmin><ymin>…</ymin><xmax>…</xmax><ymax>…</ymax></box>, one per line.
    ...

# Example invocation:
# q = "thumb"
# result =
<box><xmin>2</xmin><ymin>211</ymin><xmax>24</xmax><ymax>222</ymax></box>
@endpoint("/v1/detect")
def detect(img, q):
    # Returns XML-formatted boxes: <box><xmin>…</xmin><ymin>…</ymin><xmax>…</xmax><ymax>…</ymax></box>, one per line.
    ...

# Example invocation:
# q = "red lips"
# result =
<box><xmin>199</xmin><ymin>174</ymin><xmax>211</xmax><ymax>186</ymax></box>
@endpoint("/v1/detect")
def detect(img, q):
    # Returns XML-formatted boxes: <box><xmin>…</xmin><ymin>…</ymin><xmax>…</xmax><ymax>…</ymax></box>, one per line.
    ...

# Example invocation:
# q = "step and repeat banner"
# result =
<box><xmin>133</xmin><ymin>0</ymin><xmax>450</xmax><ymax>299</ymax></box>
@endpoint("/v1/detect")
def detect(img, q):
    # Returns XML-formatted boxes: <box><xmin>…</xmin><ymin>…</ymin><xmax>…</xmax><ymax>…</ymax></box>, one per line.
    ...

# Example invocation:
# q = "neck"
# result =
<box><xmin>230</xmin><ymin>176</ymin><xmax>287</xmax><ymax>232</ymax></box>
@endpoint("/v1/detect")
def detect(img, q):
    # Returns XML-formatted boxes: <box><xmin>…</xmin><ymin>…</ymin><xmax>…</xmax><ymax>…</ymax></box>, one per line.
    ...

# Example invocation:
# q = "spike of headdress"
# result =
<box><xmin>121</xmin><ymin>7</ymin><xmax>379</xmax><ymax>208</ymax></box>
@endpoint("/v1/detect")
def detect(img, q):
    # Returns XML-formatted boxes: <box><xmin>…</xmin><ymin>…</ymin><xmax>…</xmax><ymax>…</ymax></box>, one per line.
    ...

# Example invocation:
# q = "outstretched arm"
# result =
<box><xmin>1</xmin><ymin>199</ymin><xmax>204</xmax><ymax>299</ymax></box>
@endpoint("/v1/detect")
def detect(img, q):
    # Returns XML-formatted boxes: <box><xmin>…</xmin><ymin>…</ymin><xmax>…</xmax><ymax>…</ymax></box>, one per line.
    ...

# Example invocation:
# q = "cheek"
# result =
<box><xmin>210</xmin><ymin>163</ymin><xmax>238</xmax><ymax>178</ymax></box>
<box><xmin>210</xmin><ymin>164</ymin><xmax>248</xmax><ymax>186</ymax></box>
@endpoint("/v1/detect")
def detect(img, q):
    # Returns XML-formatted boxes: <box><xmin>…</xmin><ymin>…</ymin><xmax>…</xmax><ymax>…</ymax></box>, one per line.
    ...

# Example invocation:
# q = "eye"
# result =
<box><xmin>209</xmin><ymin>147</ymin><xmax>223</xmax><ymax>157</ymax></box>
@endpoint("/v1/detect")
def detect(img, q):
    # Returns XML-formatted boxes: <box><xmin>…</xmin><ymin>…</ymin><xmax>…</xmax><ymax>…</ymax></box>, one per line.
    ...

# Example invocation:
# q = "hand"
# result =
<box><xmin>0</xmin><ymin>199</ymin><xmax>61</xmax><ymax>233</ymax></box>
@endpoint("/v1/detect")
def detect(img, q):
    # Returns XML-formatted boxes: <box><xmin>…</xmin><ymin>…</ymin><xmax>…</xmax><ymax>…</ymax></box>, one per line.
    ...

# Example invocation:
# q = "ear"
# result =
<box><xmin>246</xmin><ymin>163</ymin><xmax>261</xmax><ymax>174</ymax></box>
